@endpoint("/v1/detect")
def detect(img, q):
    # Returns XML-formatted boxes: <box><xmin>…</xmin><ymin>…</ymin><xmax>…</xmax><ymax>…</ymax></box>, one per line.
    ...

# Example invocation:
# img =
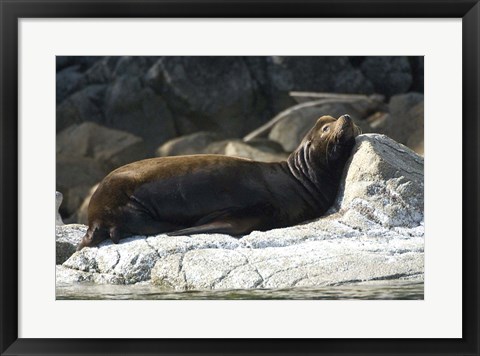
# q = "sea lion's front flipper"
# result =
<box><xmin>167</xmin><ymin>216</ymin><xmax>261</xmax><ymax>237</ymax></box>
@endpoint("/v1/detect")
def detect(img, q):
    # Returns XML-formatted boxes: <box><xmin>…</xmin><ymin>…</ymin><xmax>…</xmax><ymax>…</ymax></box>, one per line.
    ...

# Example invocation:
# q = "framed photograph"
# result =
<box><xmin>1</xmin><ymin>0</ymin><xmax>478</xmax><ymax>355</ymax></box>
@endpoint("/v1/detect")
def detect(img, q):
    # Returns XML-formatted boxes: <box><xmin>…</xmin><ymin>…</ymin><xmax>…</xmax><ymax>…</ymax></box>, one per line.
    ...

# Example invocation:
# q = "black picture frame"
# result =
<box><xmin>1</xmin><ymin>1</ymin><xmax>478</xmax><ymax>355</ymax></box>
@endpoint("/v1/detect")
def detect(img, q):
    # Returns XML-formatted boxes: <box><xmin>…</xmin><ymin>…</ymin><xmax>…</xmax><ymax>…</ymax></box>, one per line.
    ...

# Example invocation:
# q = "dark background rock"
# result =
<box><xmin>56</xmin><ymin>84</ymin><xmax>107</xmax><ymax>132</ymax></box>
<box><xmin>379</xmin><ymin>93</ymin><xmax>424</xmax><ymax>154</ymax></box>
<box><xmin>57</xmin><ymin>122</ymin><xmax>147</xmax><ymax>172</ymax></box>
<box><xmin>56</xmin><ymin>157</ymin><xmax>107</xmax><ymax>219</ymax></box>
<box><xmin>56</xmin><ymin>56</ymin><xmax>102</xmax><ymax>72</ymax></box>
<box><xmin>56</xmin><ymin>65</ymin><xmax>84</xmax><ymax>104</ymax></box>
<box><xmin>56</xmin><ymin>56</ymin><xmax>423</xmax><ymax>222</ymax></box>
<box><xmin>145</xmin><ymin>56</ymin><xmax>270</xmax><ymax>136</ymax></box>
<box><xmin>360</xmin><ymin>56</ymin><xmax>413</xmax><ymax>97</ymax></box>
<box><xmin>409</xmin><ymin>57</ymin><xmax>424</xmax><ymax>93</ymax></box>
<box><xmin>104</xmin><ymin>75</ymin><xmax>176</xmax><ymax>151</ymax></box>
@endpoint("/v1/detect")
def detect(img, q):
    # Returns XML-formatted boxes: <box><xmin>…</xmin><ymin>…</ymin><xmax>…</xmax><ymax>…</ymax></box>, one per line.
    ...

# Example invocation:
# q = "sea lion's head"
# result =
<box><xmin>300</xmin><ymin>114</ymin><xmax>360</xmax><ymax>169</ymax></box>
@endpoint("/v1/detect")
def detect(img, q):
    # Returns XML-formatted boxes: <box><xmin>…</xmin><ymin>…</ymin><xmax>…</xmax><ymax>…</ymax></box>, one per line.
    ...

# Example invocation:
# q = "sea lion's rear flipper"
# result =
<box><xmin>167</xmin><ymin>216</ymin><xmax>261</xmax><ymax>237</ymax></box>
<box><xmin>109</xmin><ymin>227</ymin><xmax>129</xmax><ymax>244</ymax></box>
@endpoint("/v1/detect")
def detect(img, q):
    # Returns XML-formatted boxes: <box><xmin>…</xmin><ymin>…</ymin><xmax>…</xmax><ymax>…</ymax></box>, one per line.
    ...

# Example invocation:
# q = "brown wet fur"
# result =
<box><xmin>77</xmin><ymin>115</ymin><xmax>359</xmax><ymax>250</ymax></box>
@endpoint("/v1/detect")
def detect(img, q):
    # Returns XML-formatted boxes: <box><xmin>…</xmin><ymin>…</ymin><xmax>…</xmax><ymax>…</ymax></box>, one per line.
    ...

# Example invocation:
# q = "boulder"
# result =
<box><xmin>157</xmin><ymin>134</ymin><xmax>287</xmax><ymax>162</ymax></box>
<box><xmin>56</xmin><ymin>224</ymin><xmax>85</xmax><ymax>264</ymax></box>
<box><xmin>62</xmin><ymin>236</ymin><xmax>160</xmax><ymax>284</ymax></box>
<box><xmin>156</xmin><ymin>131</ymin><xmax>224</xmax><ymax>157</ymax></box>
<box><xmin>81</xmin><ymin>57</ymin><xmax>118</xmax><ymax>85</ymax></box>
<box><xmin>267</xmin><ymin>56</ymin><xmax>374</xmax><ymax>94</ymax></box>
<box><xmin>265</xmin><ymin>57</ymin><xmax>375</xmax><ymax>115</ymax></box>
<box><xmin>104</xmin><ymin>75</ymin><xmax>176</xmax><ymax>152</ymax></box>
<box><xmin>329</xmin><ymin>134</ymin><xmax>424</xmax><ymax>229</ymax></box>
<box><xmin>57</xmin><ymin>134</ymin><xmax>424</xmax><ymax>289</ymax></box>
<box><xmin>56</xmin><ymin>265</ymin><xmax>125</xmax><ymax>285</ymax></box>
<box><xmin>112</xmin><ymin>56</ymin><xmax>159</xmax><ymax>77</ymax></box>
<box><xmin>374</xmin><ymin>93</ymin><xmax>424</xmax><ymax>154</ymax></box>
<box><xmin>409</xmin><ymin>57</ymin><xmax>424</xmax><ymax>93</ymax></box>
<box><xmin>55</xmin><ymin>56</ymin><xmax>422</xmax><ymax>154</ymax></box>
<box><xmin>56</xmin><ymin>56</ymin><xmax>101</xmax><ymax>72</ymax></box>
<box><xmin>244</xmin><ymin>138</ymin><xmax>286</xmax><ymax>154</ymax></box>
<box><xmin>268</xmin><ymin>99</ymin><xmax>378</xmax><ymax>152</ymax></box>
<box><xmin>56</xmin><ymin>84</ymin><xmax>107</xmax><ymax>133</ymax></box>
<box><xmin>145</xmin><ymin>57</ymin><xmax>270</xmax><ymax>137</ymax></box>
<box><xmin>56</xmin><ymin>157</ymin><xmax>107</xmax><ymax>219</ymax></box>
<box><xmin>56</xmin><ymin>57</ymin><xmax>118</xmax><ymax>104</ymax></box>
<box><xmin>56</xmin><ymin>65</ymin><xmax>85</xmax><ymax>104</ymax></box>
<box><xmin>56</xmin><ymin>123</ymin><xmax>147</xmax><ymax>219</ymax></box>
<box><xmin>360</xmin><ymin>57</ymin><xmax>413</xmax><ymax>97</ymax></box>
<box><xmin>203</xmin><ymin>139</ymin><xmax>288</xmax><ymax>162</ymax></box>
<box><xmin>56</xmin><ymin>122</ymin><xmax>146</xmax><ymax>172</ymax></box>
<box><xmin>222</xmin><ymin>141</ymin><xmax>288</xmax><ymax>162</ymax></box>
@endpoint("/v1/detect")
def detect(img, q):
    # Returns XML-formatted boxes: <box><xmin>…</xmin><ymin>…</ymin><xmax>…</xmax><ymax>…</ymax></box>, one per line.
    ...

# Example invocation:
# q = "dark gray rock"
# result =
<box><xmin>56</xmin><ymin>122</ymin><xmax>148</xmax><ymax>219</ymax></box>
<box><xmin>112</xmin><ymin>56</ymin><xmax>160</xmax><ymax>77</ymax></box>
<box><xmin>56</xmin><ymin>157</ymin><xmax>107</xmax><ymax>218</ymax></box>
<box><xmin>81</xmin><ymin>57</ymin><xmax>117</xmax><ymax>85</ymax></box>
<box><xmin>104</xmin><ymin>75</ymin><xmax>176</xmax><ymax>152</ymax></box>
<box><xmin>56</xmin><ymin>65</ymin><xmax>85</xmax><ymax>104</ymax></box>
<box><xmin>264</xmin><ymin>56</ymin><xmax>376</xmax><ymax>115</ymax></box>
<box><xmin>56</xmin><ymin>56</ymin><xmax>102</xmax><ymax>72</ymax></box>
<box><xmin>57</xmin><ymin>122</ymin><xmax>146</xmax><ymax>172</ymax></box>
<box><xmin>56</xmin><ymin>224</ymin><xmax>85</xmax><ymax>264</ymax></box>
<box><xmin>267</xmin><ymin>56</ymin><xmax>375</xmax><ymax>94</ymax></box>
<box><xmin>409</xmin><ymin>57</ymin><xmax>424</xmax><ymax>92</ymax></box>
<box><xmin>145</xmin><ymin>57</ymin><xmax>270</xmax><ymax>137</ymax></box>
<box><xmin>56</xmin><ymin>85</ymin><xmax>107</xmax><ymax>133</ymax></box>
<box><xmin>56</xmin><ymin>58</ymin><xmax>118</xmax><ymax>104</ymax></box>
<box><xmin>360</xmin><ymin>57</ymin><xmax>413</xmax><ymax>97</ymax></box>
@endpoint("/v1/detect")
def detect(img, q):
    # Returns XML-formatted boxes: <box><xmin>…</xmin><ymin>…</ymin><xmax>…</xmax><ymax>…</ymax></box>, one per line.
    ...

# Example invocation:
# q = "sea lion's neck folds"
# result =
<box><xmin>286</xmin><ymin>144</ymin><xmax>334</xmax><ymax>211</ymax></box>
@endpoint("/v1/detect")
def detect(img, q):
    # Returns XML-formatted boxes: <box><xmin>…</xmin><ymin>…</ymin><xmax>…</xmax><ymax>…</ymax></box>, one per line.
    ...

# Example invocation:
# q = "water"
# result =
<box><xmin>56</xmin><ymin>280</ymin><xmax>423</xmax><ymax>300</ymax></box>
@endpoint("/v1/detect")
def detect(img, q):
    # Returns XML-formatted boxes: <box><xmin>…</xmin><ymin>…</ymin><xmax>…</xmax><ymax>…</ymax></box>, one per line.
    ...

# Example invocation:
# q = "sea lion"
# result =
<box><xmin>77</xmin><ymin>114</ymin><xmax>359</xmax><ymax>250</ymax></box>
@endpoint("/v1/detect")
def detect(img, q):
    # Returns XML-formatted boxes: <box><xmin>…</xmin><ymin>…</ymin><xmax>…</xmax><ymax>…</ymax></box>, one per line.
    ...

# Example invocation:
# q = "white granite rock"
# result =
<box><xmin>55</xmin><ymin>224</ymin><xmax>85</xmax><ymax>264</ymax></box>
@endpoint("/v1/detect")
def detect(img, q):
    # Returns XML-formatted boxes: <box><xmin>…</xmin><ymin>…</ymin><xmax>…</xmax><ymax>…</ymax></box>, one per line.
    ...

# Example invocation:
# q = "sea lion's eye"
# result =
<box><xmin>322</xmin><ymin>125</ymin><xmax>330</xmax><ymax>132</ymax></box>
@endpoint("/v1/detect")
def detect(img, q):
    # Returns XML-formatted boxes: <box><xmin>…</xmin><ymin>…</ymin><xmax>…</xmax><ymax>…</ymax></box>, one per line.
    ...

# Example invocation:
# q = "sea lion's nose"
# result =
<box><xmin>342</xmin><ymin>114</ymin><xmax>351</xmax><ymax>121</ymax></box>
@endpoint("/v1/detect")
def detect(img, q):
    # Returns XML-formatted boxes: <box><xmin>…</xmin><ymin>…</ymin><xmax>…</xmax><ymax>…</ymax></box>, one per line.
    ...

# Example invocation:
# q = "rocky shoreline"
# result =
<box><xmin>56</xmin><ymin>134</ymin><xmax>424</xmax><ymax>291</ymax></box>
